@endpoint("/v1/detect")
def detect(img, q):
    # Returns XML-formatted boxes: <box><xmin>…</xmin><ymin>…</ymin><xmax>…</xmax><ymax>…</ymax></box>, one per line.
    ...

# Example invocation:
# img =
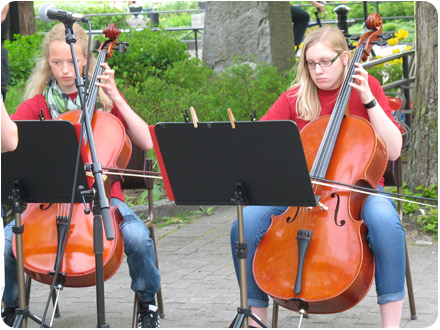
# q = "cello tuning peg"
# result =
<box><xmin>92</xmin><ymin>39</ymin><xmax>101</xmax><ymax>51</ymax></box>
<box><xmin>380</xmin><ymin>32</ymin><xmax>394</xmax><ymax>40</ymax></box>
<box><xmin>118</xmin><ymin>42</ymin><xmax>129</xmax><ymax>53</ymax></box>
<box><xmin>375</xmin><ymin>39</ymin><xmax>388</xmax><ymax>47</ymax></box>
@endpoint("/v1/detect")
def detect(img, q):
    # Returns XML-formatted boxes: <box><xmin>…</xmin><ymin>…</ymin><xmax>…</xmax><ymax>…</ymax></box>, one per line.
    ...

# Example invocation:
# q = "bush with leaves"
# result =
<box><xmin>3</xmin><ymin>33</ymin><xmax>44</xmax><ymax>87</ymax></box>
<box><xmin>117</xmin><ymin>56</ymin><xmax>296</xmax><ymax>125</ymax></box>
<box><xmin>104</xmin><ymin>27</ymin><xmax>188</xmax><ymax>82</ymax></box>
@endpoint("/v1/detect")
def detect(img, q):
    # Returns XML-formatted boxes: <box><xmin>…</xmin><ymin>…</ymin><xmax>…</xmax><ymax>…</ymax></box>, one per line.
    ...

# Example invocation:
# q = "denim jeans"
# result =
<box><xmin>2</xmin><ymin>198</ymin><xmax>160</xmax><ymax>307</ymax></box>
<box><xmin>112</xmin><ymin>198</ymin><xmax>161</xmax><ymax>303</ymax></box>
<box><xmin>230</xmin><ymin>186</ymin><xmax>406</xmax><ymax>308</ymax></box>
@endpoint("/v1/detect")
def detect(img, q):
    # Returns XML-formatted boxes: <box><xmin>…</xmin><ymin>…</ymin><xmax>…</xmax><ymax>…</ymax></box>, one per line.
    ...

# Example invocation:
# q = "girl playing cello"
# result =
<box><xmin>2</xmin><ymin>23</ymin><xmax>161</xmax><ymax>328</ymax></box>
<box><xmin>230</xmin><ymin>26</ymin><xmax>405</xmax><ymax>328</ymax></box>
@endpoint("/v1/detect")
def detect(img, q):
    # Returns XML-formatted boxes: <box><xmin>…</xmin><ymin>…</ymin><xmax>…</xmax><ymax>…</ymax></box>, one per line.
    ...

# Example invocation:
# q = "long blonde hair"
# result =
<box><xmin>24</xmin><ymin>23</ymin><xmax>113</xmax><ymax>112</ymax></box>
<box><xmin>290</xmin><ymin>26</ymin><xmax>350</xmax><ymax>121</ymax></box>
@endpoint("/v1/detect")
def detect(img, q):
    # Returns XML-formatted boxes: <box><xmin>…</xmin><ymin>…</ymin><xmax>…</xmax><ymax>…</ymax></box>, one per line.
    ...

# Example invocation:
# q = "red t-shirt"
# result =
<box><xmin>261</xmin><ymin>76</ymin><xmax>399</xmax><ymax>186</ymax></box>
<box><xmin>11</xmin><ymin>92</ymin><xmax>128</xmax><ymax>201</ymax></box>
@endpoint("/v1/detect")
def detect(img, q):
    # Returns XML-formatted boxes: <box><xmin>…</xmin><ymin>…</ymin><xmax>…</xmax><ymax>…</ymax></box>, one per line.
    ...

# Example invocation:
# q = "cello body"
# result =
<box><xmin>253</xmin><ymin>115</ymin><xmax>388</xmax><ymax>313</ymax></box>
<box><xmin>12</xmin><ymin>111</ymin><xmax>132</xmax><ymax>287</ymax></box>
<box><xmin>13</xmin><ymin>203</ymin><xmax>124</xmax><ymax>287</ymax></box>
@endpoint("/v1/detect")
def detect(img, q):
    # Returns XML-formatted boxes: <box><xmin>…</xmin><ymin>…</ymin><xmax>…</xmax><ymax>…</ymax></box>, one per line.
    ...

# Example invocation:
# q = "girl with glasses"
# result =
<box><xmin>230</xmin><ymin>26</ymin><xmax>404</xmax><ymax>328</ymax></box>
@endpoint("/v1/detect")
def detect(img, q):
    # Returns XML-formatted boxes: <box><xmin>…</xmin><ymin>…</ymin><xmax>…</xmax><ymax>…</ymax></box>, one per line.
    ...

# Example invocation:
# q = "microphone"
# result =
<box><xmin>38</xmin><ymin>3</ymin><xmax>89</xmax><ymax>23</ymax></box>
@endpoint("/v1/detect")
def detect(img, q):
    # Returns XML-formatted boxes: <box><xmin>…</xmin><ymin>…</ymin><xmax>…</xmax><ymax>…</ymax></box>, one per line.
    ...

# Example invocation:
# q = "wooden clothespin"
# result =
<box><xmin>227</xmin><ymin>108</ymin><xmax>236</xmax><ymax>129</ymax></box>
<box><xmin>190</xmin><ymin>106</ymin><xmax>199</xmax><ymax>128</ymax></box>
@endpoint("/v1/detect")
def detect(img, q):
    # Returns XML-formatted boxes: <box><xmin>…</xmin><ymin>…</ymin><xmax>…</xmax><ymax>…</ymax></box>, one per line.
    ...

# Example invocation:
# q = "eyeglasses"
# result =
<box><xmin>306</xmin><ymin>53</ymin><xmax>342</xmax><ymax>70</ymax></box>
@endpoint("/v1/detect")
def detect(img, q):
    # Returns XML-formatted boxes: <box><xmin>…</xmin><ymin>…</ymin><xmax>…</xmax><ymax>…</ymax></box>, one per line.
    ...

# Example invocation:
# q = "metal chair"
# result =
<box><xmin>386</xmin><ymin>92</ymin><xmax>411</xmax><ymax>149</ymax></box>
<box><xmin>119</xmin><ymin>144</ymin><xmax>165</xmax><ymax>327</ymax></box>
<box><xmin>272</xmin><ymin>157</ymin><xmax>417</xmax><ymax>327</ymax></box>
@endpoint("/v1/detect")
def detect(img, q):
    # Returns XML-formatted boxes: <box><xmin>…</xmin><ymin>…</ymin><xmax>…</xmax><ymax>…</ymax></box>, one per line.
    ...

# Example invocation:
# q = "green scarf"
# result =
<box><xmin>43</xmin><ymin>77</ymin><xmax>82</xmax><ymax>119</ymax></box>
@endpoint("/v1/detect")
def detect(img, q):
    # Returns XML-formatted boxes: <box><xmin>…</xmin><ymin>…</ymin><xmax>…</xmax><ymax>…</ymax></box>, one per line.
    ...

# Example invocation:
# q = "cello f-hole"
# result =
<box><xmin>331</xmin><ymin>193</ymin><xmax>346</xmax><ymax>227</ymax></box>
<box><xmin>39</xmin><ymin>203</ymin><xmax>52</xmax><ymax>211</ymax></box>
<box><xmin>286</xmin><ymin>208</ymin><xmax>300</xmax><ymax>223</ymax></box>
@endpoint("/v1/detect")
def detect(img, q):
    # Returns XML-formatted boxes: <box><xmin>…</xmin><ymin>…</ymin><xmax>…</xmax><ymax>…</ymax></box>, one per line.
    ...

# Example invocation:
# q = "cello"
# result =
<box><xmin>12</xmin><ymin>23</ymin><xmax>131</xmax><ymax>288</ymax></box>
<box><xmin>253</xmin><ymin>14</ymin><xmax>388</xmax><ymax>314</ymax></box>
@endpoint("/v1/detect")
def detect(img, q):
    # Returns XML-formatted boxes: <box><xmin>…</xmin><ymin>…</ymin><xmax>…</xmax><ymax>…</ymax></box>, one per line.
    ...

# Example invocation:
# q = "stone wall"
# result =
<box><xmin>202</xmin><ymin>1</ymin><xmax>294</xmax><ymax>73</ymax></box>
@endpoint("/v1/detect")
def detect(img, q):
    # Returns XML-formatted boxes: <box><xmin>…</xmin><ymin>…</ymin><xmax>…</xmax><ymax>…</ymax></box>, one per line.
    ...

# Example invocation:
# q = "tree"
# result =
<box><xmin>406</xmin><ymin>1</ymin><xmax>438</xmax><ymax>189</ymax></box>
<box><xmin>9</xmin><ymin>1</ymin><xmax>37</xmax><ymax>37</ymax></box>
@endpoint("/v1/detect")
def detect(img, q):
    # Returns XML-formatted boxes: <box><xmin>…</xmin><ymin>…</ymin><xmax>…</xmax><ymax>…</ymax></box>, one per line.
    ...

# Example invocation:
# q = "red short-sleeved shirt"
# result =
<box><xmin>260</xmin><ymin>76</ymin><xmax>399</xmax><ymax>187</ymax></box>
<box><xmin>11</xmin><ymin>92</ymin><xmax>128</xmax><ymax>201</ymax></box>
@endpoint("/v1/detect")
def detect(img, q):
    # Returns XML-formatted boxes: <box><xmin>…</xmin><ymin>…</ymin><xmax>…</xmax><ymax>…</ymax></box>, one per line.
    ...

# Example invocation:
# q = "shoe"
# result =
<box><xmin>138</xmin><ymin>301</ymin><xmax>160</xmax><ymax>328</ymax></box>
<box><xmin>1</xmin><ymin>306</ymin><xmax>18</xmax><ymax>327</ymax></box>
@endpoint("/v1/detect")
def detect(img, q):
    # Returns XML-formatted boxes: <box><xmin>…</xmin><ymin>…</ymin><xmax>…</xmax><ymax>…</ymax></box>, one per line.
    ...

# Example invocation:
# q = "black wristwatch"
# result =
<box><xmin>363</xmin><ymin>97</ymin><xmax>378</xmax><ymax>109</ymax></box>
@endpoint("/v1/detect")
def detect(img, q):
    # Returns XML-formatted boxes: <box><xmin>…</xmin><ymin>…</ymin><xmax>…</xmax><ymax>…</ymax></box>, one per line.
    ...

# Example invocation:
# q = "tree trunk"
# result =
<box><xmin>202</xmin><ymin>1</ymin><xmax>294</xmax><ymax>73</ymax></box>
<box><xmin>406</xmin><ymin>1</ymin><xmax>438</xmax><ymax>189</ymax></box>
<box><xmin>10</xmin><ymin>1</ymin><xmax>37</xmax><ymax>36</ymax></box>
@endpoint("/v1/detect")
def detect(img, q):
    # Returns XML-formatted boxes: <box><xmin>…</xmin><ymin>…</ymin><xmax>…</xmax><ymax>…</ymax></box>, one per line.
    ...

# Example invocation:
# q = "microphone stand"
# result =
<box><xmin>42</xmin><ymin>21</ymin><xmax>113</xmax><ymax>328</ymax></box>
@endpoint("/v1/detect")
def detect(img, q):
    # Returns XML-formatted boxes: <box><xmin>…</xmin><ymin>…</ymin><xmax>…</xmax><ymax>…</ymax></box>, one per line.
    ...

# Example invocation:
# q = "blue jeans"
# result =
<box><xmin>2</xmin><ymin>198</ymin><xmax>160</xmax><ymax>307</ymax></box>
<box><xmin>230</xmin><ymin>187</ymin><xmax>406</xmax><ymax>307</ymax></box>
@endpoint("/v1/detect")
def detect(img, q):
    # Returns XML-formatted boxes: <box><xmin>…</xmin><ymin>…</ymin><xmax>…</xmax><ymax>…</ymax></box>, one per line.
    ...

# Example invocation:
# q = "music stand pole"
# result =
<box><xmin>63</xmin><ymin>21</ymin><xmax>111</xmax><ymax>328</ymax></box>
<box><xmin>230</xmin><ymin>183</ymin><xmax>268</xmax><ymax>328</ymax></box>
<box><xmin>9</xmin><ymin>182</ymin><xmax>49</xmax><ymax>328</ymax></box>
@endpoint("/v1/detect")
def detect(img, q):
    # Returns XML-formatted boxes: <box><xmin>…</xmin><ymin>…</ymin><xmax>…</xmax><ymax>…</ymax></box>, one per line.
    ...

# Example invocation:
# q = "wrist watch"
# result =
<box><xmin>363</xmin><ymin>97</ymin><xmax>378</xmax><ymax>109</ymax></box>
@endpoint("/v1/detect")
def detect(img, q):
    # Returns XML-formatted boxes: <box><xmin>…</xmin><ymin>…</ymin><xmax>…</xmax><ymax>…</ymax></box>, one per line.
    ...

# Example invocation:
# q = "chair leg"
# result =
<box><xmin>272</xmin><ymin>300</ymin><xmax>279</xmax><ymax>328</ymax></box>
<box><xmin>404</xmin><ymin>240</ymin><xmax>417</xmax><ymax>320</ymax></box>
<box><xmin>25</xmin><ymin>276</ymin><xmax>60</xmax><ymax>318</ymax></box>
<box><xmin>398</xmin><ymin>185</ymin><xmax>417</xmax><ymax>320</ymax></box>
<box><xmin>147</xmin><ymin>222</ymin><xmax>165</xmax><ymax>318</ymax></box>
<box><xmin>132</xmin><ymin>294</ymin><xmax>139</xmax><ymax>328</ymax></box>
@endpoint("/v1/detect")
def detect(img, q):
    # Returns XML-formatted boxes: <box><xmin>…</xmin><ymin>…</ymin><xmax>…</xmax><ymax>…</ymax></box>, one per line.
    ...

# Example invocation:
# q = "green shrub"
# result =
<box><xmin>104</xmin><ymin>28</ymin><xmax>188</xmax><ymax>81</ymax></box>
<box><xmin>4</xmin><ymin>33</ymin><xmax>44</xmax><ymax>86</ymax></box>
<box><xmin>417</xmin><ymin>208</ymin><xmax>438</xmax><ymax>239</ymax></box>
<box><xmin>387</xmin><ymin>183</ymin><xmax>438</xmax><ymax>238</ymax></box>
<box><xmin>366</xmin><ymin>60</ymin><xmax>404</xmax><ymax>86</ymax></box>
<box><xmin>117</xmin><ymin>56</ymin><xmax>296</xmax><ymax>125</ymax></box>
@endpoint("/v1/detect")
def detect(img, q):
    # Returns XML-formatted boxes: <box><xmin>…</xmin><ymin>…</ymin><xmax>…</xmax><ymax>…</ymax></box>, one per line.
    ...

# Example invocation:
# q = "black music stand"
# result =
<box><xmin>152</xmin><ymin>120</ymin><xmax>316</xmax><ymax>328</ymax></box>
<box><xmin>1</xmin><ymin>120</ymin><xmax>90</xmax><ymax>327</ymax></box>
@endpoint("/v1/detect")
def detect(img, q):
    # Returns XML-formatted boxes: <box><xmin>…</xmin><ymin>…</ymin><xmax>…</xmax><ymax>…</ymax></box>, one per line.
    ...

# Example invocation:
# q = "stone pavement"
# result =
<box><xmin>22</xmin><ymin>205</ymin><xmax>438</xmax><ymax>328</ymax></box>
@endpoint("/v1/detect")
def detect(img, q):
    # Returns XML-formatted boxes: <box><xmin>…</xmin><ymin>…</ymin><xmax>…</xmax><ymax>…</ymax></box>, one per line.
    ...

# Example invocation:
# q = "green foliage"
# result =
<box><xmin>4</xmin><ymin>33</ymin><xmax>44</xmax><ymax>87</ymax></box>
<box><xmin>417</xmin><ymin>208</ymin><xmax>438</xmax><ymax>239</ymax></box>
<box><xmin>378</xmin><ymin>1</ymin><xmax>415</xmax><ymax>17</ymax></box>
<box><xmin>388</xmin><ymin>183</ymin><xmax>438</xmax><ymax>238</ymax></box>
<box><xmin>4</xmin><ymin>81</ymin><xmax>25</xmax><ymax>112</ymax></box>
<box><xmin>105</xmin><ymin>28</ymin><xmax>188</xmax><ymax>81</ymax></box>
<box><xmin>296</xmin><ymin>1</ymin><xmax>414</xmax><ymax>22</ymax></box>
<box><xmin>117</xmin><ymin>56</ymin><xmax>296</xmax><ymax>125</ymax></box>
<box><xmin>366</xmin><ymin>61</ymin><xmax>404</xmax><ymax>86</ymax></box>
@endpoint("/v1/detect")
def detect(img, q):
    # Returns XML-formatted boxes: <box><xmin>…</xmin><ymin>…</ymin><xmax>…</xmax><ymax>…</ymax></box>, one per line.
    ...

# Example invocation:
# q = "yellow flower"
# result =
<box><xmin>387</xmin><ymin>37</ymin><xmax>399</xmax><ymax>46</ymax></box>
<box><xmin>405</xmin><ymin>45</ymin><xmax>413</xmax><ymax>51</ymax></box>
<box><xmin>395</xmin><ymin>29</ymin><xmax>409</xmax><ymax>40</ymax></box>
<box><xmin>393</xmin><ymin>48</ymin><xmax>401</xmax><ymax>54</ymax></box>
